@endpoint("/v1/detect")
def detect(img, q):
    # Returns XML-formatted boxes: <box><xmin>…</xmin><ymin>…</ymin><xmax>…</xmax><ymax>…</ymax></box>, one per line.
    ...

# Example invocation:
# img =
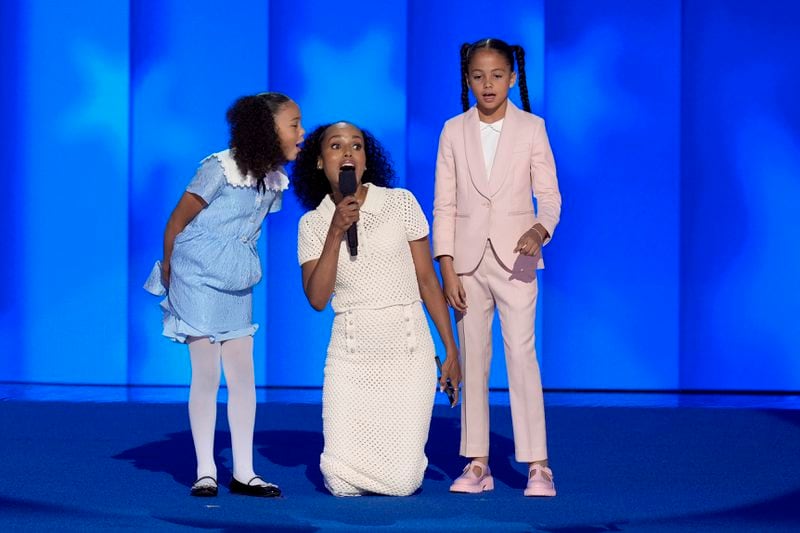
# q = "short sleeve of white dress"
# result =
<box><xmin>186</xmin><ymin>157</ymin><xmax>225</xmax><ymax>204</ymax></box>
<box><xmin>399</xmin><ymin>189</ymin><xmax>430</xmax><ymax>241</ymax></box>
<box><xmin>297</xmin><ymin>213</ymin><xmax>324</xmax><ymax>265</ymax></box>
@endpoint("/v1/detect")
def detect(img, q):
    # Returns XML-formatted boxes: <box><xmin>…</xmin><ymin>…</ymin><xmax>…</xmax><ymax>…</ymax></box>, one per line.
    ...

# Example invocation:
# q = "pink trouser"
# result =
<box><xmin>456</xmin><ymin>241</ymin><xmax>548</xmax><ymax>463</ymax></box>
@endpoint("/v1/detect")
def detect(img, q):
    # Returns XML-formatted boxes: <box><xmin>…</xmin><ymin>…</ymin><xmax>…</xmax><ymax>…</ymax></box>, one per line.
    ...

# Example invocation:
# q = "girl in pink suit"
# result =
<box><xmin>433</xmin><ymin>38</ymin><xmax>562</xmax><ymax>497</ymax></box>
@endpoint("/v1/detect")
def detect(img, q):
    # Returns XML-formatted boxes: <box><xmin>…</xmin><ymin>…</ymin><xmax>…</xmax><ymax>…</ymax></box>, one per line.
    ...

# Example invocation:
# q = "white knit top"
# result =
<box><xmin>297</xmin><ymin>184</ymin><xmax>430</xmax><ymax>313</ymax></box>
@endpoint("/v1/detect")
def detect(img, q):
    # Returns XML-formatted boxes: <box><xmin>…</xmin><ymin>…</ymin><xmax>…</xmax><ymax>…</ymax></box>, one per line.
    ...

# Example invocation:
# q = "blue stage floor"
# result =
<box><xmin>1</xmin><ymin>385</ymin><xmax>799</xmax><ymax>531</ymax></box>
<box><xmin>2</xmin><ymin>382</ymin><xmax>800</xmax><ymax>409</ymax></box>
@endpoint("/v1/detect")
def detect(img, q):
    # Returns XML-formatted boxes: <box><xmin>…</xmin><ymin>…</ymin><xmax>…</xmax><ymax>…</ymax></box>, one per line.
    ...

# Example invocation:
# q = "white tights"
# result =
<box><xmin>187</xmin><ymin>335</ymin><xmax>264</xmax><ymax>485</ymax></box>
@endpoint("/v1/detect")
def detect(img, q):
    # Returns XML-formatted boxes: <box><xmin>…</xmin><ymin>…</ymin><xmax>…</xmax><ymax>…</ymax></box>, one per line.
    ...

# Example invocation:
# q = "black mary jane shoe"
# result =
<box><xmin>229</xmin><ymin>475</ymin><xmax>281</xmax><ymax>497</ymax></box>
<box><xmin>190</xmin><ymin>476</ymin><xmax>218</xmax><ymax>497</ymax></box>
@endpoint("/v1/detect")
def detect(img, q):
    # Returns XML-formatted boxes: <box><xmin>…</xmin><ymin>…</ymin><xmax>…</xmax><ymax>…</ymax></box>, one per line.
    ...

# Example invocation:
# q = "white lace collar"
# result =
<box><xmin>206</xmin><ymin>149</ymin><xmax>289</xmax><ymax>192</ymax></box>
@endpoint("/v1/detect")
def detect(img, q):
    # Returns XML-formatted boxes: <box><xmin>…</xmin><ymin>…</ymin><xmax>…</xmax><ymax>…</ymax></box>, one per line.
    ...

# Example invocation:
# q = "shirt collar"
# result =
<box><xmin>316</xmin><ymin>183</ymin><xmax>385</xmax><ymax>217</ymax></box>
<box><xmin>480</xmin><ymin>118</ymin><xmax>504</xmax><ymax>133</ymax></box>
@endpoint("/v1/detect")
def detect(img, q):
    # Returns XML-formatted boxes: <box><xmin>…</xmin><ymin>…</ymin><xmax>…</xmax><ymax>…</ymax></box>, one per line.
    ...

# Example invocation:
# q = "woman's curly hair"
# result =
<box><xmin>226</xmin><ymin>92</ymin><xmax>291</xmax><ymax>192</ymax></box>
<box><xmin>292</xmin><ymin>122</ymin><xmax>396</xmax><ymax>211</ymax></box>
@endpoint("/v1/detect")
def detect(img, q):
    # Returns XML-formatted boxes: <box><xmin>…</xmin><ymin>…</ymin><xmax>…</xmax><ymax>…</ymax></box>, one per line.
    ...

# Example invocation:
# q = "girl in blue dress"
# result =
<box><xmin>145</xmin><ymin>92</ymin><xmax>304</xmax><ymax>497</ymax></box>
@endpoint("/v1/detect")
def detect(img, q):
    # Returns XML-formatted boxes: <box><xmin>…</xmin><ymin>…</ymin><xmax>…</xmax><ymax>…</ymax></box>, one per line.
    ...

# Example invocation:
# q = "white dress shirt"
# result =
<box><xmin>480</xmin><ymin>118</ymin><xmax>504</xmax><ymax>179</ymax></box>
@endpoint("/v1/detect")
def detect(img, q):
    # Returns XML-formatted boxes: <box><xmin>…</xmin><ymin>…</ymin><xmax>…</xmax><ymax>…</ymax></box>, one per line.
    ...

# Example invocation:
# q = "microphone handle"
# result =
<box><xmin>346</xmin><ymin>223</ymin><xmax>358</xmax><ymax>257</ymax></box>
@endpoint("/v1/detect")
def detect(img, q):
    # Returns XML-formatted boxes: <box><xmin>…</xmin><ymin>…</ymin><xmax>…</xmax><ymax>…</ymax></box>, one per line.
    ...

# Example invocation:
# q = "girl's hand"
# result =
<box><xmin>441</xmin><ymin>267</ymin><xmax>467</xmax><ymax>312</ymax></box>
<box><xmin>331</xmin><ymin>196</ymin><xmax>360</xmax><ymax>234</ymax></box>
<box><xmin>514</xmin><ymin>226</ymin><xmax>546</xmax><ymax>257</ymax></box>
<box><xmin>161</xmin><ymin>261</ymin><xmax>170</xmax><ymax>289</ymax></box>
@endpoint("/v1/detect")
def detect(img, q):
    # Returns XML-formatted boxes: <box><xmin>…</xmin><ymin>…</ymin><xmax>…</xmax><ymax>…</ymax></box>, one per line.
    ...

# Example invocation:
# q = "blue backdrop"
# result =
<box><xmin>1</xmin><ymin>0</ymin><xmax>797</xmax><ymax>391</ymax></box>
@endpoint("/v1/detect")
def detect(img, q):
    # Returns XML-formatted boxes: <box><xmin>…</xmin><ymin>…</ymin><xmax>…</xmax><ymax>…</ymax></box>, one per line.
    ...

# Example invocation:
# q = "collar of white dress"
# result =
<box><xmin>318</xmin><ymin>182</ymin><xmax>386</xmax><ymax>216</ymax></box>
<box><xmin>206</xmin><ymin>149</ymin><xmax>289</xmax><ymax>192</ymax></box>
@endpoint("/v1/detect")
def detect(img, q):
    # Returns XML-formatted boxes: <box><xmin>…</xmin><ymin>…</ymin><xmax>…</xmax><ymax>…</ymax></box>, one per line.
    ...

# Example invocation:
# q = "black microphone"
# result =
<box><xmin>338</xmin><ymin>166</ymin><xmax>358</xmax><ymax>257</ymax></box>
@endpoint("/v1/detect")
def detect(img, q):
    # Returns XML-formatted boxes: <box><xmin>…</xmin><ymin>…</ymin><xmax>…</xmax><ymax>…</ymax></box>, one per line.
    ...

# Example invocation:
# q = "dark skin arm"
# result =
<box><xmin>439</xmin><ymin>255</ymin><xmax>467</xmax><ymax>313</ymax></box>
<box><xmin>410</xmin><ymin>237</ymin><xmax>462</xmax><ymax>398</ymax></box>
<box><xmin>161</xmin><ymin>192</ymin><xmax>207</xmax><ymax>287</ymax></box>
<box><xmin>301</xmin><ymin>195</ymin><xmax>360</xmax><ymax>310</ymax></box>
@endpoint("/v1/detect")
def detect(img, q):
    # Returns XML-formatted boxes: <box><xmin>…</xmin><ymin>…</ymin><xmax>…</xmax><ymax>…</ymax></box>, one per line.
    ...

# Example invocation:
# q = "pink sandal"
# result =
<box><xmin>524</xmin><ymin>464</ymin><xmax>556</xmax><ymax>497</ymax></box>
<box><xmin>449</xmin><ymin>461</ymin><xmax>494</xmax><ymax>493</ymax></box>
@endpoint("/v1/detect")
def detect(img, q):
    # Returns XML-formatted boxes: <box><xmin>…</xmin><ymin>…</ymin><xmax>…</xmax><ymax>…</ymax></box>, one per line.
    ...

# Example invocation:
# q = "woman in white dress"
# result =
<box><xmin>293</xmin><ymin>122</ymin><xmax>462</xmax><ymax>496</ymax></box>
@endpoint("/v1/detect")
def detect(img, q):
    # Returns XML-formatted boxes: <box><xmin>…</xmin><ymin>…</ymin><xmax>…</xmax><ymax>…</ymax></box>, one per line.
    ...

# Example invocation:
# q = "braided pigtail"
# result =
<box><xmin>513</xmin><ymin>45</ymin><xmax>531</xmax><ymax>112</ymax></box>
<box><xmin>460</xmin><ymin>43</ymin><xmax>472</xmax><ymax>111</ymax></box>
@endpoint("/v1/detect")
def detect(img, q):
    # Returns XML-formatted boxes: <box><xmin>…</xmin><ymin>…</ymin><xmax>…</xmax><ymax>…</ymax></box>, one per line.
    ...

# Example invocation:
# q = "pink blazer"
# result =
<box><xmin>433</xmin><ymin>101</ymin><xmax>561</xmax><ymax>274</ymax></box>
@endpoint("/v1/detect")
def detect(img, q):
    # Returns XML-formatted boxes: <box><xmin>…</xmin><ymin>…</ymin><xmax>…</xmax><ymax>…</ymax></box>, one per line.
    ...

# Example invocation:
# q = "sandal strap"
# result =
<box><xmin>529</xmin><ymin>465</ymin><xmax>553</xmax><ymax>479</ymax></box>
<box><xmin>246</xmin><ymin>475</ymin><xmax>279</xmax><ymax>488</ymax></box>
<box><xmin>461</xmin><ymin>461</ymin><xmax>489</xmax><ymax>477</ymax></box>
<box><xmin>193</xmin><ymin>475</ymin><xmax>217</xmax><ymax>486</ymax></box>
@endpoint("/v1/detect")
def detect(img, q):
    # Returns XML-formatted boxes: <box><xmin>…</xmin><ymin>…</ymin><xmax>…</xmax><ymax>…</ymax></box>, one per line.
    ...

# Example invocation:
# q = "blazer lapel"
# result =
<box><xmin>463</xmin><ymin>107</ymin><xmax>491</xmax><ymax>198</ymax></box>
<box><xmin>488</xmin><ymin>100</ymin><xmax>520</xmax><ymax>196</ymax></box>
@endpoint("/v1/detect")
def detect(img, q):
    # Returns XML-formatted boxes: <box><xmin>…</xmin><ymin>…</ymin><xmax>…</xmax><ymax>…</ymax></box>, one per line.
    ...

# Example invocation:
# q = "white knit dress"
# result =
<box><xmin>297</xmin><ymin>184</ymin><xmax>437</xmax><ymax>496</ymax></box>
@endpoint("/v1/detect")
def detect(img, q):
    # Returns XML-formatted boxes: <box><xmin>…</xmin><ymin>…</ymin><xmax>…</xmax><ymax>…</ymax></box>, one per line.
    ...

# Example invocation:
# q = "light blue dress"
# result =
<box><xmin>144</xmin><ymin>150</ymin><xmax>287</xmax><ymax>343</ymax></box>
